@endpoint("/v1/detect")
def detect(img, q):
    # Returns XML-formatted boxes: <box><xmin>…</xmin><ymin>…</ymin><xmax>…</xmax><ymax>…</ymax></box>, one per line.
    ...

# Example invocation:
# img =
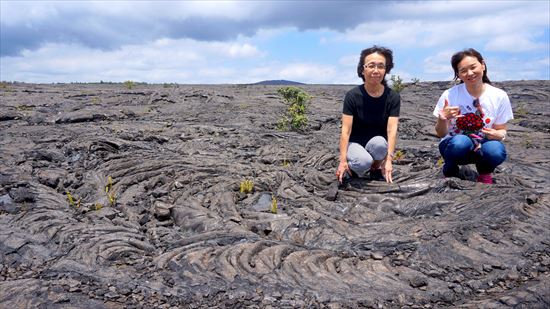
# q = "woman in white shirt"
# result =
<box><xmin>433</xmin><ymin>48</ymin><xmax>513</xmax><ymax>184</ymax></box>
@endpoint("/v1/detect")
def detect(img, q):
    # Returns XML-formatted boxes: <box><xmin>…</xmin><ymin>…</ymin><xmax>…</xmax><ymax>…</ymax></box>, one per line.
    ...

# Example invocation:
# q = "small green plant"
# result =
<box><xmin>277</xmin><ymin>86</ymin><xmax>311</xmax><ymax>131</ymax></box>
<box><xmin>437</xmin><ymin>157</ymin><xmax>444</xmax><ymax>167</ymax></box>
<box><xmin>91</xmin><ymin>97</ymin><xmax>100</xmax><ymax>104</ymax></box>
<box><xmin>270</xmin><ymin>195</ymin><xmax>278</xmax><ymax>214</ymax></box>
<box><xmin>282</xmin><ymin>159</ymin><xmax>290</xmax><ymax>167</ymax></box>
<box><xmin>0</xmin><ymin>82</ymin><xmax>13</xmax><ymax>91</ymax></box>
<box><xmin>66</xmin><ymin>191</ymin><xmax>81</xmax><ymax>208</ymax></box>
<box><xmin>105</xmin><ymin>176</ymin><xmax>113</xmax><ymax>193</ymax></box>
<box><xmin>392</xmin><ymin>150</ymin><xmax>404</xmax><ymax>161</ymax></box>
<box><xmin>515</xmin><ymin>104</ymin><xmax>528</xmax><ymax>117</ymax></box>
<box><xmin>390</xmin><ymin>75</ymin><xmax>405</xmax><ymax>92</ymax></box>
<box><xmin>124</xmin><ymin>80</ymin><xmax>135</xmax><ymax>90</ymax></box>
<box><xmin>411</xmin><ymin>77</ymin><xmax>420</xmax><ymax>85</ymax></box>
<box><xmin>239</xmin><ymin>179</ymin><xmax>254</xmax><ymax>194</ymax></box>
<box><xmin>105</xmin><ymin>176</ymin><xmax>116</xmax><ymax>206</ymax></box>
<box><xmin>16</xmin><ymin>104</ymin><xmax>34</xmax><ymax>111</ymax></box>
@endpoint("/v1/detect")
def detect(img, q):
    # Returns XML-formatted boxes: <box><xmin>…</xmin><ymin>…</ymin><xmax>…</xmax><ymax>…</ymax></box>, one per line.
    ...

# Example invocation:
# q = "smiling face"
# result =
<box><xmin>456</xmin><ymin>56</ymin><xmax>486</xmax><ymax>87</ymax></box>
<box><xmin>362</xmin><ymin>52</ymin><xmax>387</xmax><ymax>86</ymax></box>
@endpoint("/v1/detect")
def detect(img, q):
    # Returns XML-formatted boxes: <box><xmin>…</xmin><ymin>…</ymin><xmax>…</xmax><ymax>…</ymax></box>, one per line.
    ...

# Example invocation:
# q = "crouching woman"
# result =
<box><xmin>433</xmin><ymin>48</ymin><xmax>513</xmax><ymax>184</ymax></box>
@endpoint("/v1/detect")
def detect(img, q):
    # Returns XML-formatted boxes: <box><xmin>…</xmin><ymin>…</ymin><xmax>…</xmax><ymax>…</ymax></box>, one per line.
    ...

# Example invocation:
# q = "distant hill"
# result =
<box><xmin>252</xmin><ymin>80</ymin><xmax>305</xmax><ymax>85</ymax></box>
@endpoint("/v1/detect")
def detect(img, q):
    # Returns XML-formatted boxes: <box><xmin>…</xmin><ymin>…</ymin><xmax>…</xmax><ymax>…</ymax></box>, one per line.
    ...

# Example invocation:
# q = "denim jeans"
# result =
<box><xmin>439</xmin><ymin>135</ymin><xmax>507</xmax><ymax>177</ymax></box>
<box><xmin>347</xmin><ymin>136</ymin><xmax>388</xmax><ymax>177</ymax></box>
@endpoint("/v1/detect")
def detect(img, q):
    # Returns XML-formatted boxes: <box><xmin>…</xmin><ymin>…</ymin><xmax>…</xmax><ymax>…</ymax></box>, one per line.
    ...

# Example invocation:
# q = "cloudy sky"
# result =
<box><xmin>1</xmin><ymin>0</ymin><xmax>549</xmax><ymax>84</ymax></box>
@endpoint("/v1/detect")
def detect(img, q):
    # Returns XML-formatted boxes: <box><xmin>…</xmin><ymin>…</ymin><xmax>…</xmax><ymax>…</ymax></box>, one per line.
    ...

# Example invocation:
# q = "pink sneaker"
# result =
<box><xmin>477</xmin><ymin>173</ymin><xmax>493</xmax><ymax>184</ymax></box>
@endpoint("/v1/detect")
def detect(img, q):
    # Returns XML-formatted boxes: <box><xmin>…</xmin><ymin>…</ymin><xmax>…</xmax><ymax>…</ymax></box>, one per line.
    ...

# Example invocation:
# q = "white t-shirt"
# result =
<box><xmin>432</xmin><ymin>83</ymin><xmax>514</xmax><ymax>138</ymax></box>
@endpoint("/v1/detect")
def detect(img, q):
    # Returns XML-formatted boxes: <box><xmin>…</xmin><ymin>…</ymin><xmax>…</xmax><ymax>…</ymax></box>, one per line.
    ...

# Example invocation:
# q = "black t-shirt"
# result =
<box><xmin>343</xmin><ymin>85</ymin><xmax>401</xmax><ymax>146</ymax></box>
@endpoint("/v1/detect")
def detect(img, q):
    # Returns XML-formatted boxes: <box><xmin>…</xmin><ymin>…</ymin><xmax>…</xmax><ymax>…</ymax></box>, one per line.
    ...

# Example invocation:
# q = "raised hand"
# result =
<box><xmin>439</xmin><ymin>98</ymin><xmax>461</xmax><ymax>120</ymax></box>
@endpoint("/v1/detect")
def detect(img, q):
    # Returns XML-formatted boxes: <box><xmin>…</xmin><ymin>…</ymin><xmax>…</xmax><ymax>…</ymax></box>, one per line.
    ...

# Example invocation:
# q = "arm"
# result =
<box><xmin>481</xmin><ymin>123</ymin><xmax>507</xmax><ymax>141</ymax></box>
<box><xmin>336</xmin><ymin>114</ymin><xmax>353</xmax><ymax>183</ymax></box>
<box><xmin>435</xmin><ymin>98</ymin><xmax>459</xmax><ymax>138</ymax></box>
<box><xmin>435</xmin><ymin>117</ymin><xmax>450</xmax><ymax>138</ymax></box>
<box><xmin>382</xmin><ymin>116</ymin><xmax>399</xmax><ymax>183</ymax></box>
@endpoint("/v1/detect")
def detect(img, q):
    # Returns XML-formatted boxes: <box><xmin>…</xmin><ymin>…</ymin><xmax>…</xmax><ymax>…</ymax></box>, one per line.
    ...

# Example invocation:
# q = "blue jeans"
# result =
<box><xmin>439</xmin><ymin>135</ymin><xmax>507</xmax><ymax>177</ymax></box>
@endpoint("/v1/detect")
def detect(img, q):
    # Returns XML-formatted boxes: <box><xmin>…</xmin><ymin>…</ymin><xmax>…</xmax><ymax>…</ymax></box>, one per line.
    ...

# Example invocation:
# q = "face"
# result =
<box><xmin>456</xmin><ymin>56</ymin><xmax>485</xmax><ymax>86</ymax></box>
<box><xmin>362</xmin><ymin>53</ymin><xmax>386</xmax><ymax>85</ymax></box>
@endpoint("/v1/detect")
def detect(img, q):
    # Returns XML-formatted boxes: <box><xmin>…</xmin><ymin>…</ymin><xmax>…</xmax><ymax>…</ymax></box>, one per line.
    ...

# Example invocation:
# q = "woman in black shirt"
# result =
<box><xmin>336</xmin><ymin>46</ymin><xmax>401</xmax><ymax>184</ymax></box>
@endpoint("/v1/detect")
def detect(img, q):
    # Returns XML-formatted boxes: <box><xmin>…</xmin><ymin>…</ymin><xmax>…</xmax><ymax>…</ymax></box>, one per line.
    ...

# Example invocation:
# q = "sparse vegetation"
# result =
<box><xmin>515</xmin><ymin>104</ymin><xmax>528</xmax><ymax>117</ymax></box>
<box><xmin>91</xmin><ymin>96</ymin><xmax>100</xmax><ymax>104</ymax></box>
<box><xmin>66</xmin><ymin>191</ymin><xmax>81</xmax><ymax>208</ymax></box>
<box><xmin>16</xmin><ymin>104</ymin><xmax>34</xmax><ymax>111</ymax></box>
<box><xmin>0</xmin><ymin>82</ymin><xmax>14</xmax><ymax>91</ymax></box>
<box><xmin>105</xmin><ymin>176</ymin><xmax>116</xmax><ymax>206</ymax></box>
<box><xmin>277</xmin><ymin>86</ymin><xmax>311</xmax><ymax>132</ymax></box>
<box><xmin>411</xmin><ymin>77</ymin><xmax>420</xmax><ymax>85</ymax></box>
<box><xmin>270</xmin><ymin>195</ymin><xmax>278</xmax><ymax>214</ymax></box>
<box><xmin>390</xmin><ymin>75</ymin><xmax>405</xmax><ymax>93</ymax></box>
<box><xmin>392</xmin><ymin>150</ymin><xmax>404</xmax><ymax>161</ymax></box>
<box><xmin>124</xmin><ymin>80</ymin><xmax>136</xmax><ymax>90</ymax></box>
<box><xmin>239</xmin><ymin>179</ymin><xmax>254</xmax><ymax>194</ymax></box>
<box><xmin>437</xmin><ymin>157</ymin><xmax>444</xmax><ymax>167</ymax></box>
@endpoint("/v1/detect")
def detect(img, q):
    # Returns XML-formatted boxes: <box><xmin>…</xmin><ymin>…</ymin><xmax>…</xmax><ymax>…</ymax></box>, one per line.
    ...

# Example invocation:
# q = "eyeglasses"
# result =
<box><xmin>364</xmin><ymin>63</ymin><xmax>386</xmax><ymax>70</ymax></box>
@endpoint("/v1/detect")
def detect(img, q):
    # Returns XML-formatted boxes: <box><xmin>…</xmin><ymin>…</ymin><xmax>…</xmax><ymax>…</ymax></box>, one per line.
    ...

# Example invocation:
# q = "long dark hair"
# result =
<box><xmin>357</xmin><ymin>45</ymin><xmax>394</xmax><ymax>86</ymax></box>
<box><xmin>451</xmin><ymin>48</ymin><xmax>491</xmax><ymax>84</ymax></box>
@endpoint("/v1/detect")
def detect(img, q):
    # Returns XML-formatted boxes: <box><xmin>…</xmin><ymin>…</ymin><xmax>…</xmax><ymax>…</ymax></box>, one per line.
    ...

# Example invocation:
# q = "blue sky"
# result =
<box><xmin>1</xmin><ymin>0</ymin><xmax>549</xmax><ymax>84</ymax></box>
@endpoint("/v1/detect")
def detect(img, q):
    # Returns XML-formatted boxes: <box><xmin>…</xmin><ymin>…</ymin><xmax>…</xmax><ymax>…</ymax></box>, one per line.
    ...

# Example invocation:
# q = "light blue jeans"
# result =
<box><xmin>439</xmin><ymin>135</ymin><xmax>507</xmax><ymax>177</ymax></box>
<box><xmin>347</xmin><ymin>136</ymin><xmax>388</xmax><ymax>177</ymax></box>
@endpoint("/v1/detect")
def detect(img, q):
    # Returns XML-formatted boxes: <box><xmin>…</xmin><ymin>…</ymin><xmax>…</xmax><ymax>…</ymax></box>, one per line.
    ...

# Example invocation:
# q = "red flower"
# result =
<box><xmin>456</xmin><ymin>113</ymin><xmax>484</xmax><ymax>131</ymax></box>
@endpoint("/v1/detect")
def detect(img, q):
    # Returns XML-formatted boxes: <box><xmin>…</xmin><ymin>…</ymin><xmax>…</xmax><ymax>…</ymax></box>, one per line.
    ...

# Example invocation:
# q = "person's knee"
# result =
<box><xmin>444</xmin><ymin>135</ymin><xmax>473</xmax><ymax>160</ymax></box>
<box><xmin>366</xmin><ymin>136</ymin><xmax>388</xmax><ymax>160</ymax></box>
<box><xmin>347</xmin><ymin>152</ymin><xmax>373</xmax><ymax>175</ymax></box>
<box><xmin>482</xmin><ymin>141</ymin><xmax>507</xmax><ymax>165</ymax></box>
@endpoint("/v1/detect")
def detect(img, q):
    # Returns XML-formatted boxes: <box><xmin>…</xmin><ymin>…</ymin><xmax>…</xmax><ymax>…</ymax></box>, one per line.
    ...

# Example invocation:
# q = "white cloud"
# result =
<box><xmin>1</xmin><ymin>1</ymin><xmax>548</xmax><ymax>83</ymax></box>
<box><xmin>338</xmin><ymin>54</ymin><xmax>359</xmax><ymax>67</ymax></box>
<box><xmin>487</xmin><ymin>56</ymin><xmax>550</xmax><ymax>81</ymax></box>
<box><xmin>226</xmin><ymin>43</ymin><xmax>262</xmax><ymax>58</ymax></box>
<box><xmin>423</xmin><ymin>50</ymin><xmax>455</xmax><ymax>74</ymax></box>
<box><xmin>485</xmin><ymin>35</ymin><xmax>547</xmax><ymax>52</ymax></box>
<box><xmin>0</xmin><ymin>38</ymin><xmax>265</xmax><ymax>83</ymax></box>
<box><xmin>278</xmin><ymin>63</ymin><xmax>336</xmax><ymax>83</ymax></box>
<box><xmin>339</xmin><ymin>1</ymin><xmax>548</xmax><ymax>52</ymax></box>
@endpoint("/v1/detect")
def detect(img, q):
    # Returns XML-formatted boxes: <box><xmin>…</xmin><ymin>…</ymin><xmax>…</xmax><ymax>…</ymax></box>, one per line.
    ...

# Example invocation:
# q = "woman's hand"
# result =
<box><xmin>438</xmin><ymin>98</ymin><xmax>461</xmax><ymax>120</ymax></box>
<box><xmin>381</xmin><ymin>158</ymin><xmax>393</xmax><ymax>183</ymax></box>
<box><xmin>439</xmin><ymin>105</ymin><xmax>461</xmax><ymax>120</ymax></box>
<box><xmin>481</xmin><ymin>127</ymin><xmax>506</xmax><ymax>141</ymax></box>
<box><xmin>336</xmin><ymin>161</ymin><xmax>351</xmax><ymax>183</ymax></box>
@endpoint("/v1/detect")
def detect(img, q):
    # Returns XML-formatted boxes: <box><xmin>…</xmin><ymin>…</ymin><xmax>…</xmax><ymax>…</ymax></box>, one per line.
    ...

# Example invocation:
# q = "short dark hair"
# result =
<box><xmin>451</xmin><ymin>48</ymin><xmax>491</xmax><ymax>84</ymax></box>
<box><xmin>357</xmin><ymin>46</ymin><xmax>394</xmax><ymax>86</ymax></box>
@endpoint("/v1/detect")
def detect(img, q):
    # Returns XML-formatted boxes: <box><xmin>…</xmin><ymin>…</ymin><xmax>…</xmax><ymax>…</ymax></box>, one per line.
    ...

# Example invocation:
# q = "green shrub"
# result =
<box><xmin>277</xmin><ymin>86</ymin><xmax>311</xmax><ymax>131</ymax></box>
<box><xmin>390</xmin><ymin>75</ymin><xmax>405</xmax><ymax>92</ymax></box>
<box><xmin>124</xmin><ymin>80</ymin><xmax>135</xmax><ymax>90</ymax></box>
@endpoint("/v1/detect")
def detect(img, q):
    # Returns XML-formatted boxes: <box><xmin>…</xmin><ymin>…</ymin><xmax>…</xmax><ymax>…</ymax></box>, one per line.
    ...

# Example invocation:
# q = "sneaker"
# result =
<box><xmin>368</xmin><ymin>168</ymin><xmax>385</xmax><ymax>181</ymax></box>
<box><xmin>477</xmin><ymin>173</ymin><xmax>493</xmax><ymax>184</ymax></box>
<box><xmin>340</xmin><ymin>170</ymin><xmax>353</xmax><ymax>187</ymax></box>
